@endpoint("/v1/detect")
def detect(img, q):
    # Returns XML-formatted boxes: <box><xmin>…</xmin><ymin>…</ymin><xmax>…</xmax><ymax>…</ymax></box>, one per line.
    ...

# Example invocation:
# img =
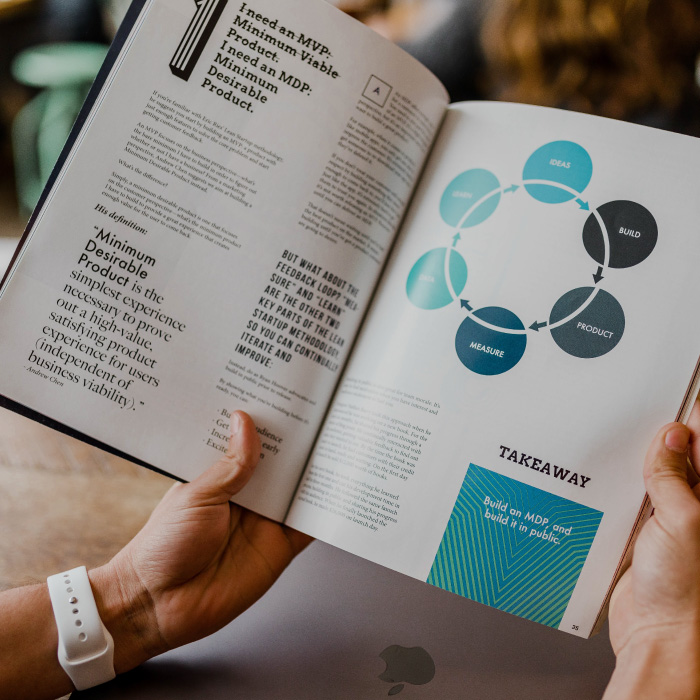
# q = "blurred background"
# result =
<box><xmin>1</xmin><ymin>0</ymin><xmax>700</xmax><ymax>597</ymax></box>
<box><xmin>2</xmin><ymin>0</ymin><xmax>699</xmax><ymax>263</ymax></box>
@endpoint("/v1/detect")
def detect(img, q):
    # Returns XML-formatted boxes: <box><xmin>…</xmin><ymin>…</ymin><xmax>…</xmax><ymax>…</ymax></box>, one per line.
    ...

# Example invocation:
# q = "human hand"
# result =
<box><xmin>89</xmin><ymin>411</ymin><xmax>312</xmax><ymax>673</ymax></box>
<box><xmin>604</xmin><ymin>401</ymin><xmax>700</xmax><ymax>698</ymax></box>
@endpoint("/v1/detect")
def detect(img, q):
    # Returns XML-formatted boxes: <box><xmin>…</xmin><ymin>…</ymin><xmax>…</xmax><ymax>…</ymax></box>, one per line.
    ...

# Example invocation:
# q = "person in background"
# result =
<box><xmin>394</xmin><ymin>0</ymin><xmax>700</xmax><ymax>135</ymax></box>
<box><xmin>481</xmin><ymin>0</ymin><xmax>700</xmax><ymax>133</ymax></box>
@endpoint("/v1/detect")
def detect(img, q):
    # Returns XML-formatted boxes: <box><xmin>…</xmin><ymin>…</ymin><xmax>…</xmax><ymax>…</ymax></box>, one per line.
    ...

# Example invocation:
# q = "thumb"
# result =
<box><xmin>644</xmin><ymin>423</ymin><xmax>695</xmax><ymax>514</ymax></box>
<box><xmin>186</xmin><ymin>411</ymin><xmax>261</xmax><ymax>504</ymax></box>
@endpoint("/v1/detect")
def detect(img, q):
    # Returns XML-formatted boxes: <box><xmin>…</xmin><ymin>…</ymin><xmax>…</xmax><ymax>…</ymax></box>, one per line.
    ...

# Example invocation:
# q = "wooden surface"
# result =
<box><xmin>0</xmin><ymin>407</ymin><xmax>171</xmax><ymax>591</ymax></box>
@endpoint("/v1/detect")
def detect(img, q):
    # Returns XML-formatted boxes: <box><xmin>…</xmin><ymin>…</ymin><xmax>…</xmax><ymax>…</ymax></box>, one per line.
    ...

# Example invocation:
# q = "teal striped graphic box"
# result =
<box><xmin>427</xmin><ymin>464</ymin><xmax>603</xmax><ymax>628</ymax></box>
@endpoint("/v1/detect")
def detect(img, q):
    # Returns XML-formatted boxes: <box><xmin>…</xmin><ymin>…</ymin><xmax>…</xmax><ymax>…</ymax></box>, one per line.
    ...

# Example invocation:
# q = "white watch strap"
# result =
<box><xmin>47</xmin><ymin>566</ymin><xmax>116</xmax><ymax>691</ymax></box>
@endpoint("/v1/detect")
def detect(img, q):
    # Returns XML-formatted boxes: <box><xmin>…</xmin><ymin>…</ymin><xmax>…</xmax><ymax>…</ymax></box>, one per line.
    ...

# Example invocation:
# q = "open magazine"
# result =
<box><xmin>2</xmin><ymin>0</ymin><xmax>700</xmax><ymax>638</ymax></box>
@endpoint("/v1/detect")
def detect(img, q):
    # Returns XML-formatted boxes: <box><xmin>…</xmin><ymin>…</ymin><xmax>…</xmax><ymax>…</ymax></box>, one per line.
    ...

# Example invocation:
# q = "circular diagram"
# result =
<box><xmin>455</xmin><ymin>307</ymin><xmax>527</xmax><ymax>376</ymax></box>
<box><xmin>406</xmin><ymin>140</ymin><xmax>656</xmax><ymax>375</ymax></box>
<box><xmin>583</xmin><ymin>200</ymin><xmax>658</xmax><ymax>269</ymax></box>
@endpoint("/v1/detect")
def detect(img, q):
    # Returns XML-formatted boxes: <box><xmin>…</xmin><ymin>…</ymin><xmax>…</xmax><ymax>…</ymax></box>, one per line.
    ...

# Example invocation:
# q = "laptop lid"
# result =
<box><xmin>78</xmin><ymin>540</ymin><xmax>615</xmax><ymax>699</ymax></box>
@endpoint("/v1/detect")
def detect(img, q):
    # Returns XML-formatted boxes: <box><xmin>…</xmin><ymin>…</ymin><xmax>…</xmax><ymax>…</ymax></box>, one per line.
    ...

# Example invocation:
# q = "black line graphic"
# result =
<box><xmin>170</xmin><ymin>0</ymin><xmax>228</xmax><ymax>81</ymax></box>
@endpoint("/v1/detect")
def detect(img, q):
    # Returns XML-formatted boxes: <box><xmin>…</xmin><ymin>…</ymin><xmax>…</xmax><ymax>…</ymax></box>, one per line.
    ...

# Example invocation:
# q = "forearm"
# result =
<box><xmin>0</xmin><ymin>582</ymin><xmax>73</xmax><ymax>700</ymax></box>
<box><xmin>604</xmin><ymin>627</ymin><xmax>700</xmax><ymax>700</ymax></box>
<box><xmin>0</xmin><ymin>564</ymin><xmax>158</xmax><ymax>700</ymax></box>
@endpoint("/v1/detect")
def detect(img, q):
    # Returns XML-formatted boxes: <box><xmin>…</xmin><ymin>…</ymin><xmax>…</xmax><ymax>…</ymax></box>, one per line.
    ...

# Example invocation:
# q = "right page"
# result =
<box><xmin>286</xmin><ymin>101</ymin><xmax>700</xmax><ymax>637</ymax></box>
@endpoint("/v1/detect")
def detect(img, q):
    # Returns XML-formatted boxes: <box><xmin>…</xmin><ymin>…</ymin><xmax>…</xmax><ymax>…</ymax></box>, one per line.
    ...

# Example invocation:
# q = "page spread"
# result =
<box><xmin>0</xmin><ymin>0</ymin><xmax>447</xmax><ymax>521</ymax></box>
<box><xmin>286</xmin><ymin>102</ymin><xmax>700</xmax><ymax>636</ymax></box>
<box><xmin>4</xmin><ymin>0</ymin><xmax>700</xmax><ymax>638</ymax></box>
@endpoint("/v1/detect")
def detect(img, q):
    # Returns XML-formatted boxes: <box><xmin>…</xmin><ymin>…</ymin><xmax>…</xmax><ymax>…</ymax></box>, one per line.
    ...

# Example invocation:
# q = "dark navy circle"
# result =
<box><xmin>583</xmin><ymin>201</ymin><xmax>657</xmax><ymax>269</ymax></box>
<box><xmin>455</xmin><ymin>307</ymin><xmax>527</xmax><ymax>375</ymax></box>
<box><xmin>549</xmin><ymin>288</ymin><xmax>625</xmax><ymax>358</ymax></box>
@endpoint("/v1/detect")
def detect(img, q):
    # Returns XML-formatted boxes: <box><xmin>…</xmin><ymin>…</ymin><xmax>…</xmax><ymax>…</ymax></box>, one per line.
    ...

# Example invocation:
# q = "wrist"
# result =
<box><xmin>605</xmin><ymin>624</ymin><xmax>700</xmax><ymax>700</ymax></box>
<box><xmin>88</xmin><ymin>562</ymin><xmax>165</xmax><ymax>674</ymax></box>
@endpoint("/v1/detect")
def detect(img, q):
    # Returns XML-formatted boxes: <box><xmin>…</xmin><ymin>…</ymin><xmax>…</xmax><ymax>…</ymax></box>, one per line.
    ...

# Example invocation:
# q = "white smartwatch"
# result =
<box><xmin>47</xmin><ymin>566</ymin><xmax>116</xmax><ymax>691</ymax></box>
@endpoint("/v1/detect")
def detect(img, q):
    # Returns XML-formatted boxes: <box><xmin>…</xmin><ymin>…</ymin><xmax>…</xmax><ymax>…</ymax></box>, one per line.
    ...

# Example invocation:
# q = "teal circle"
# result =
<box><xmin>523</xmin><ymin>141</ymin><xmax>593</xmax><ymax>204</ymax></box>
<box><xmin>407</xmin><ymin>248</ymin><xmax>468</xmax><ymax>310</ymax></box>
<box><xmin>440</xmin><ymin>169</ymin><xmax>501</xmax><ymax>228</ymax></box>
<box><xmin>455</xmin><ymin>307</ymin><xmax>527</xmax><ymax>375</ymax></box>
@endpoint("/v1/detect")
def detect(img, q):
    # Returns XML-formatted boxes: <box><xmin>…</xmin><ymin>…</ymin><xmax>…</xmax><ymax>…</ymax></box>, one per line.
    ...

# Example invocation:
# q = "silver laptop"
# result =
<box><xmin>78</xmin><ymin>541</ymin><xmax>615</xmax><ymax>699</ymax></box>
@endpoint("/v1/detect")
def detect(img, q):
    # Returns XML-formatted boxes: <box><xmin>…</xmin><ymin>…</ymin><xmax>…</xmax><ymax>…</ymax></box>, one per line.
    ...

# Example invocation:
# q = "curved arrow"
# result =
<box><xmin>453</xmin><ymin>184</ymin><xmax>519</xmax><ymax>233</ymax></box>
<box><xmin>591</xmin><ymin>207</ymin><xmax>611</xmax><ymax>270</ymax></box>
<box><xmin>509</xmin><ymin>178</ymin><xmax>610</xmax><ymax>268</ymax></box>
<box><xmin>444</xmin><ymin>246</ymin><xmax>460</xmax><ymax>303</ymax></box>
<box><xmin>521</xmin><ymin>179</ymin><xmax>590</xmax><ymax>209</ymax></box>
<box><xmin>547</xmin><ymin>286</ymin><xmax>601</xmax><ymax>330</ymax></box>
<box><xmin>459</xmin><ymin>300</ymin><xmax>529</xmax><ymax>336</ymax></box>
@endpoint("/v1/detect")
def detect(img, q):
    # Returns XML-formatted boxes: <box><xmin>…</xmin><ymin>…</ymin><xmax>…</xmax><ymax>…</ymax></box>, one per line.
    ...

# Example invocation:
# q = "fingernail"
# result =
<box><xmin>231</xmin><ymin>411</ymin><xmax>242</xmax><ymax>436</ymax></box>
<box><xmin>665</xmin><ymin>426</ymin><xmax>690</xmax><ymax>453</ymax></box>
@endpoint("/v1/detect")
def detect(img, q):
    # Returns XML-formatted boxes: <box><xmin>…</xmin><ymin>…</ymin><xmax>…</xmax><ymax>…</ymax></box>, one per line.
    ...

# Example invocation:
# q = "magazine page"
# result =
<box><xmin>0</xmin><ymin>0</ymin><xmax>447</xmax><ymax>520</ymax></box>
<box><xmin>286</xmin><ymin>101</ymin><xmax>700</xmax><ymax>634</ymax></box>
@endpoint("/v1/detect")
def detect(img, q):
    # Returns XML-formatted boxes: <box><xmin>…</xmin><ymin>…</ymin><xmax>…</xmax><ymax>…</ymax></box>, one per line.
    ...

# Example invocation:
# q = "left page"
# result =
<box><xmin>0</xmin><ymin>0</ymin><xmax>447</xmax><ymax>520</ymax></box>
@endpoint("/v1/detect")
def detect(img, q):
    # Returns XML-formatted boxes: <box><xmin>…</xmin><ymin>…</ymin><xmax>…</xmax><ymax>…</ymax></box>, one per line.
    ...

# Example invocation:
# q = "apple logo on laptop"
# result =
<box><xmin>378</xmin><ymin>645</ymin><xmax>436</xmax><ymax>695</ymax></box>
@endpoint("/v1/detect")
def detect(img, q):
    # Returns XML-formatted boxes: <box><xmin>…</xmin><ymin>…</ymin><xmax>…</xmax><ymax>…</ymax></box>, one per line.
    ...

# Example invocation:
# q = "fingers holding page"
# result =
<box><xmin>687</xmin><ymin>397</ymin><xmax>700</xmax><ymax>482</ymax></box>
<box><xmin>643</xmin><ymin>422</ymin><xmax>697</xmax><ymax>517</ymax></box>
<box><xmin>188</xmin><ymin>411</ymin><xmax>262</xmax><ymax>504</ymax></box>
